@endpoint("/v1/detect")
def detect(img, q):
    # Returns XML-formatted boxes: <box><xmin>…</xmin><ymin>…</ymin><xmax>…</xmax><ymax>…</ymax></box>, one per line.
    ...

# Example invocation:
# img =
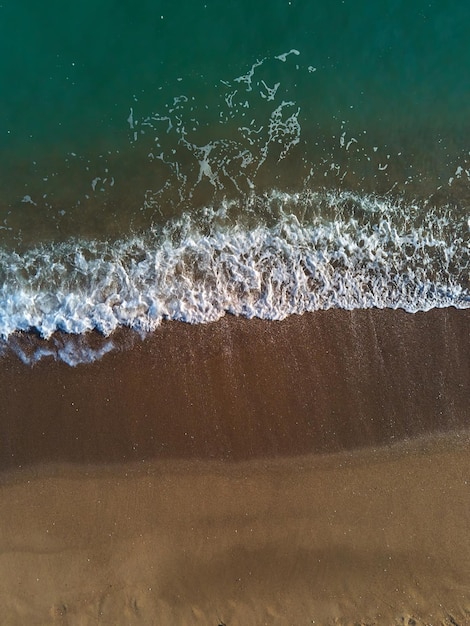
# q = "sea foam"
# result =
<box><xmin>0</xmin><ymin>190</ymin><xmax>468</xmax><ymax>352</ymax></box>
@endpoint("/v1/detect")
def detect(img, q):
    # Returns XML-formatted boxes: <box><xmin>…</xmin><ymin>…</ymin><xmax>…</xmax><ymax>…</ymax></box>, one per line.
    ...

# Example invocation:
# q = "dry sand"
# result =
<box><xmin>1</xmin><ymin>434</ymin><xmax>469</xmax><ymax>625</ymax></box>
<box><xmin>0</xmin><ymin>309</ymin><xmax>469</xmax><ymax>624</ymax></box>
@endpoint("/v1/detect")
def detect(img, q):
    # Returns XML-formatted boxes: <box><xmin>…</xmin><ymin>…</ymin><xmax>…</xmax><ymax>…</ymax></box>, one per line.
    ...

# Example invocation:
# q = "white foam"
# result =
<box><xmin>275</xmin><ymin>49</ymin><xmax>300</xmax><ymax>62</ymax></box>
<box><xmin>0</xmin><ymin>190</ymin><xmax>468</xmax><ymax>348</ymax></box>
<box><xmin>21</xmin><ymin>195</ymin><xmax>36</xmax><ymax>205</ymax></box>
<box><xmin>234</xmin><ymin>59</ymin><xmax>265</xmax><ymax>92</ymax></box>
<box><xmin>2</xmin><ymin>332</ymin><xmax>118</xmax><ymax>366</ymax></box>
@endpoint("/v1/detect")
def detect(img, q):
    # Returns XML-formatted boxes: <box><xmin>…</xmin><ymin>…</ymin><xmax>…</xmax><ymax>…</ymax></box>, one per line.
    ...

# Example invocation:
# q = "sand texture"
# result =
<box><xmin>1</xmin><ymin>436</ymin><xmax>470</xmax><ymax>625</ymax></box>
<box><xmin>0</xmin><ymin>309</ymin><xmax>469</xmax><ymax>624</ymax></box>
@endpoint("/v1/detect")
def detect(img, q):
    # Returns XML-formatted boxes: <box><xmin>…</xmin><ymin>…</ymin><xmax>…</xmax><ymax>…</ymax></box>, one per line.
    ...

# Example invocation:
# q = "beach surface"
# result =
<box><xmin>0</xmin><ymin>309</ymin><xmax>469</xmax><ymax>624</ymax></box>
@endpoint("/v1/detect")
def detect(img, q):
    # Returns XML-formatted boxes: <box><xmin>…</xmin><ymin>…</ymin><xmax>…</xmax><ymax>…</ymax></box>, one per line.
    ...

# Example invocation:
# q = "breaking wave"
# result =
<box><xmin>1</xmin><ymin>189</ymin><xmax>468</xmax><ymax>364</ymax></box>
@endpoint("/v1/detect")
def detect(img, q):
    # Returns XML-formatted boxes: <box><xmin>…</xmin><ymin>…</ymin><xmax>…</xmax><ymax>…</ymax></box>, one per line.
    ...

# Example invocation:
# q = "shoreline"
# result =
<box><xmin>0</xmin><ymin>308</ymin><xmax>469</xmax><ymax>469</ymax></box>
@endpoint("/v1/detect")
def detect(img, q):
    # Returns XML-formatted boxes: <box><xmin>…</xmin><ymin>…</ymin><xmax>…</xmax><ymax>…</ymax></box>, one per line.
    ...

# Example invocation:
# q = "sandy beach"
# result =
<box><xmin>2</xmin><ymin>1</ymin><xmax>470</xmax><ymax>623</ymax></box>
<box><xmin>0</xmin><ymin>309</ymin><xmax>469</xmax><ymax>624</ymax></box>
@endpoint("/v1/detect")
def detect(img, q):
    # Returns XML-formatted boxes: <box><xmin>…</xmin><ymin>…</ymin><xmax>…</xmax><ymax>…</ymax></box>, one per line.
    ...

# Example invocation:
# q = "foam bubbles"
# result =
<box><xmin>275</xmin><ymin>50</ymin><xmax>301</xmax><ymax>62</ymax></box>
<box><xmin>0</xmin><ymin>190</ymin><xmax>468</xmax><ymax>353</ymax></box>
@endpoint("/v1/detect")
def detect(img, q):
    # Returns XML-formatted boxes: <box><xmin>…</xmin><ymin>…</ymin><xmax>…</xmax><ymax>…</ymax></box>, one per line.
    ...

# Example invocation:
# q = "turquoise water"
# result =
<box><xmin>1</xmin><ymin>1</ymin><xmax>469</xmax><ymax>240</ymax></box>
<box><xmin>0</xmin><ymin>1</ymin><xmax>469</xmax><ymax>359</ymax></box>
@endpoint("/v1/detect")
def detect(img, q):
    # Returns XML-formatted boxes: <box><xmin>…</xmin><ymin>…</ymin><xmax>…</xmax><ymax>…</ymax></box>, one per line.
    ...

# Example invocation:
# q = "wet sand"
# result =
<box><xmin>0</xmin><ymin>309</ymin><xmax>469</xmax><ymax>624</ymax></box>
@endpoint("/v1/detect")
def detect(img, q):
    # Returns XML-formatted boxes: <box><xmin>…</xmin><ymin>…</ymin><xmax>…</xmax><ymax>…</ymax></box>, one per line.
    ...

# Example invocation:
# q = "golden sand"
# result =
<box><xmin>0</xmin><ymin>309</ymin><xmax>469</xmax><ymax>624</ymax></box>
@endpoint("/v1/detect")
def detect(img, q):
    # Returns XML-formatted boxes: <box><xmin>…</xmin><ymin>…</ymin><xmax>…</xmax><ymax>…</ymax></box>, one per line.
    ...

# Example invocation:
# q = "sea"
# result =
<box><xmin>0</xmin><ymin>0</ymin><xmax>469</xmax><ymax>365</ymax></box>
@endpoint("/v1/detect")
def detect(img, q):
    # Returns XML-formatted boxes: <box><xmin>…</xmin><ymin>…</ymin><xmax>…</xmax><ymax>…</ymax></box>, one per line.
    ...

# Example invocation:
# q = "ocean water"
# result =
<box><xmin>0</xmin><ymin>0</ymin><xmax>469</xmax><ymax>364</ymax></box>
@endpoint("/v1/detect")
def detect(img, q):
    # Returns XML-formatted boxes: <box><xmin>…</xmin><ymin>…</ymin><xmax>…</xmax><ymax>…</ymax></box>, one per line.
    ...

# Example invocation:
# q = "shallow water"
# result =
<box><xmin>0</xmin><ymin>1</ymin><xmax>469</xmax><ymax>362</ymax></box>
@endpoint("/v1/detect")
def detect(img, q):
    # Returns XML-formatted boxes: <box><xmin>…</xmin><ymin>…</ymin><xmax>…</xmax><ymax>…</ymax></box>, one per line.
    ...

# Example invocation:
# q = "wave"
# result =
<box><xmin>1</xmin><ymin>190</ymin><xmax>468</xmax><ymax>354</ymax></box>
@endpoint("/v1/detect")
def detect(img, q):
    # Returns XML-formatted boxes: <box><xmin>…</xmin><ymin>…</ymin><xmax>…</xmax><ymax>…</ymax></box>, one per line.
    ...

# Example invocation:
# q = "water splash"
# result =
<box><xmin>0</xmin><ymin>190</ymin><xmax>468</xmax><ymax>352</ymax></box>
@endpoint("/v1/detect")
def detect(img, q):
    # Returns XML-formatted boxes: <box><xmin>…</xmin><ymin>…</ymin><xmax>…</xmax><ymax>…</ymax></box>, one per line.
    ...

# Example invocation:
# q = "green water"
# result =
<box><xmin>1</xmin><ymin>0</ymin><xmax>469</xmax><ymax>246</ymax></box>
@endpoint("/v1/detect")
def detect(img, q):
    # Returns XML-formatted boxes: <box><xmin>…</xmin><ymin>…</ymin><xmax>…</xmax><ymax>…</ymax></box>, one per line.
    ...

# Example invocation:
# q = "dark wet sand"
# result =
<box><xmin>1</xmin><ymin>308</ymin><xmax>469</xmax><ymax>467</ymax></box>
<box><xmin>0</xmin><ymin>309</ymin><xmax>469</xmax><ymax>624</ymax></box>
